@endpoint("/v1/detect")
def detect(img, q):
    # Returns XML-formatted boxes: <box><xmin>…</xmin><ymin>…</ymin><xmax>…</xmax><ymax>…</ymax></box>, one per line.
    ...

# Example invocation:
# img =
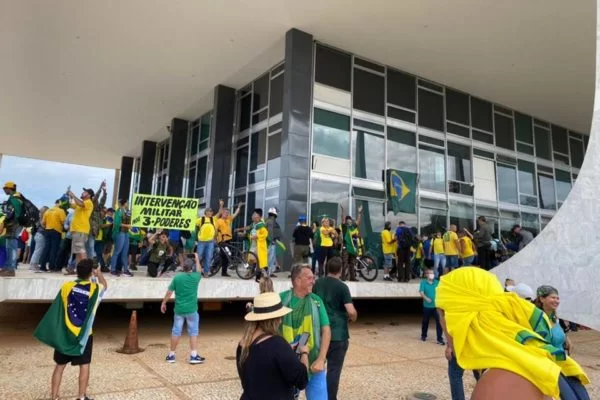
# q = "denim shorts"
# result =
<box><xmin>383</xmin><ymin>254</ymin><xmax>394</xmax><ymax>267</ymax></box>
<box><xmin>172</xmin><ymin>312</ymin><xmax>200</xmax><ymax>337</ymax></box>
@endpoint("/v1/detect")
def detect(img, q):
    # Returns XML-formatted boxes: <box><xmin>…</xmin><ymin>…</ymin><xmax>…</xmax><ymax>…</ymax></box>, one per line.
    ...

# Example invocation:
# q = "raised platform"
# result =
<box><xmin>0</xmin><ymin>267</ymin><xmax>421</xmax><ymax>303</ymax></box>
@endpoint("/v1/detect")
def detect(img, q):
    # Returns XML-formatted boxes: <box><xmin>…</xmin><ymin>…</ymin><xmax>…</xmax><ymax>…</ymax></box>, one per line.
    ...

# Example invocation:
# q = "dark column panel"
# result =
<box><xmin>279</xmin><ymin>28</ymin><xmax>314</xmax><ymax>268</ymax></box>
<box><xmin>139</xmin><ymin>140</ymin><xmax>157</xmax><ymax>195</ymax></box>
<box><xmin>118</xmin><ymin>156</ymin><xmax>134</xmax><ymax>201</ymax></box>
<box><xmin>167</xmin><ymin>118</ymin><xmax>189</xmax><ymax>197</ymax></box>
<box><xmin>207</xmin><ymin>85</ymin><xmax>235</xmax><ymax>208</ymax></box>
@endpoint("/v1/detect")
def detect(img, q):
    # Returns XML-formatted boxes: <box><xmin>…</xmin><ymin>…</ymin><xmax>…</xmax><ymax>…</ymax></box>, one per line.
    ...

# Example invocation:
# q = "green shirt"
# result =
<box><xmin>168</xmin><ymin>272</ymin><xmax>201</xmax><ymax>315</ymax></box>
<box><xmin>313</xmin><ymin>276</ymin><xmax>353</xmax><ymax>341</ymax></box>
<box><xmin>149</xmin><ymin>242</ymin><xmax>169</xmax><ymax>264</ymax></box>
<box><xmin>419</xmin><ymin>279</ymin><xmax>439</xmax><ymax>308</ymax></box>
<box><xmin>313</xmin><ymin>230</ymin><xmax>321</xmax><ymax>247</ymax></box>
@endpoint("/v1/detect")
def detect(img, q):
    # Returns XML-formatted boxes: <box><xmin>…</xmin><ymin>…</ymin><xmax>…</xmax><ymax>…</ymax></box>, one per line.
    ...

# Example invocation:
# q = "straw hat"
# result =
<box><xmin>245</xmin><ymin>292</ymin><xmax>292</xmax><ymax>322</ymax></box>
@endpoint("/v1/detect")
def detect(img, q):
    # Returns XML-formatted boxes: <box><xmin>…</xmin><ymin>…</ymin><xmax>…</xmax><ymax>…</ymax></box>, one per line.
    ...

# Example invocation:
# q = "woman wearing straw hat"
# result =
<box><xmin>237</xmin><ymin>292</ymin><xmax>309</xmax><ymax>400</ymax></box>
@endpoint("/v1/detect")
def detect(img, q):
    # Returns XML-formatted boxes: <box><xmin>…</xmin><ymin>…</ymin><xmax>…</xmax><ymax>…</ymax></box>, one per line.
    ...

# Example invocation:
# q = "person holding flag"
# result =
<box><xmin>34</xmin><ymin>258</ymin><xmax>107</xmax><ymax>400</ymax></box>
<box><xmin>339</xmin><ymin>203</ymin><xmax>363</xmax><ymax>282</ymax></box>
<box><xmin>245</xmin><ymin>208</ymin><xmax>269</xmax><ymax>282</ymax></box>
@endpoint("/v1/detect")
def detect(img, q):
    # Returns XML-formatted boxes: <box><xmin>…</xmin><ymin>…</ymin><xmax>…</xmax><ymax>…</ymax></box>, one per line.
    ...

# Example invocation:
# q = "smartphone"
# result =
<box><xmin>295</xmin><ymin>332</ymin><xmax>310</xmax><ymax>354</ymax></box>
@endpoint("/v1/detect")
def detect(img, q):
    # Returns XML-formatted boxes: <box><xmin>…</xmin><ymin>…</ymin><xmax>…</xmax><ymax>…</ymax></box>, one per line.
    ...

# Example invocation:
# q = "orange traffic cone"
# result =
<box><xmin>117</xmin><ymin>310</ymin><xmax>144</xmax><ymax>354</ymax></box>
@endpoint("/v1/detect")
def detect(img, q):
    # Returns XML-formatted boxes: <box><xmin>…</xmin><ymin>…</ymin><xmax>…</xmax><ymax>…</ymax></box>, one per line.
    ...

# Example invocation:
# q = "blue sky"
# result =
<box><xmin>0</xmin><ymin>156</ymin><xmax>115</xmax><ymax>208</ymax></box>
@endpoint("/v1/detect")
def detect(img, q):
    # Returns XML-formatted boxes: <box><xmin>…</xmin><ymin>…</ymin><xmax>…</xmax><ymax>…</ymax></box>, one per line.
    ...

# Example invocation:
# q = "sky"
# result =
<box><xmin>0</xmin><ymin>155</ymin><xmax>116</xmax><ymax>208</ymax></box>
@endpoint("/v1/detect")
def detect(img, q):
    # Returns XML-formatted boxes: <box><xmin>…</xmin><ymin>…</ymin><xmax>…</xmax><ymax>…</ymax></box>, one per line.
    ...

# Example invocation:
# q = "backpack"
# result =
<box><xmin>17</xmin><ymin>194</ymin><xmax>40</xmax><ymax>228</ymax></box>
<box><xmin>198</xmin><ymin>217</ymin><xmax>215</xmax><ymax>239</ymax></box>
<box><xmin>397</xmin><ymin>227</ymin><xmax>413</xmax><ymax>248</ymax></box>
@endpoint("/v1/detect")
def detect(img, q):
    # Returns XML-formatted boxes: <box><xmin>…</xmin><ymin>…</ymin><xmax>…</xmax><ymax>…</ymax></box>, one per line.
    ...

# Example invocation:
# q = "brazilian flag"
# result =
<box><xmin>387</xmin><ymin>169</ymin><xmax>417</xmax><ymax>214</ymax></box>
<box><xmin>33</xmin><ymin>280</ymin><xmax>104</xmax><ymax>356</ymax></box>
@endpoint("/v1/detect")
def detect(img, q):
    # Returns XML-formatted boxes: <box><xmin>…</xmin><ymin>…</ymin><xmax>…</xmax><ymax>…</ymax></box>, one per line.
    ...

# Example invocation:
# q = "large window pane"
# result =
<box><xmin>199</xmin><ymin>113</ymin><xmax>210</xmax><ymax>151</ymax></box>
<box><xmin>551</xmin><ymin>125</ymin><xmax>568</xmax><ymax>154</ymax></box>
<box><xmin>537</xmin><ymin>173</ymin><xmax>556</xmax><ymax>210</ymax></box>
<box><xmin>500</xmin><ymin>210</ymin><xmax>520</xmax><ymax>240</ymax></box>
<box><xmin>534</xmin><ymin>127</ymin><xmax>551</xmax><ymax>160</ymax></box>
<box><xmin>449</xmin><ymin>201</ymin><xmax>474</xmax><ymax>232</ymax></box>
<box><xmin>240</xmin><ymin>95</ymin><xmax>251</xmax><ymax>132</ymax></box>
<box><xmin>235</xmin><ymin>146</ymin><xmax>249</xmax><ymax>188</ymax></box>
<box><xmin>355</xmin><ymin>199</ymin><xmax>385</xmax><ymax>258</ymax></box>
<box><xmin>447</xmin><ymin>142</ymin><xmax>472</xmax><ymax>183</ymax></box>
<box><xmin>521</xmin><ymin>212</ymin><xmax>539</xmax><ymax>237</ymax></box>
<box><xmin>196</xmin><ymin>156</ymin><xmax>207</xmax><ymax>188</ymax></box>
<box><xmin>250</xmin><ymin>129</ymin><xmax>267</xmax><ymax>170</ymax></box>
<box><xmin>269</xmin><ymin>73</ymin><xmax>283</xmax><ymax>116</ymax></box>
<box><xmin>387</xmin><ymin>69</ymin><xmax>416</xmax><ymax>110</ymax></box>
<box><xmin>570</xmin><ymin>138</ymin><xmax>584</xmax><ymax>168</ymax></box>
<box><xmin>418</xmin><ymin>89</ymin><xmax>444</xmax><ymax>132</ymax></box>
<box><xmin>315</xmin><ymin>44</ymin><xmax>351</xmax><ymax>91</ymax></box>
<box><xmin>471</xmin><ymin>97</ymin><xmax>493</xmax><ymax>132</ymax></box>
<box><xmin>445</xmin><ymin>89</ymin><xmax>469</xmax><ymax>125</ymax></box>
<box><xmin>190</xmin><ymin>123</ymin><xmax>199</xmax><ymax>156</ymax></box>
<box><xmin>353</xmin><ymin>68</ymin><xmax>385</xmax><ymax>115</ymax></box>
<box><xmin>419</xmin><ymin>145</ymin><xmax>445</xmax><ymax>192</ymax></box>
<box><xmin>387</xmin><ymin>127</ymin><xmax>416</xmax><ymax>172</ymax></box>
<box><xmin>497</xmin><ymin>164</ymin><xmax>518</xmax><ymax>204</ymax></box>
<box><xmin>253</xmin><ymin>73</ymin><xmax>269</xmax><ymax>112</ymax></box>
<box><xmin>352</xmin><ymin>131</ymin><xmax>384</xmax><ymax>181</ymax></box>
<box><xmin>187</xmin><ymin>162</ymin><xmax>196</xmax><ymax>197</ymax></box>
<box><xmin>518</xmin><ymin>160</ymin><xmax>536</xmax><ymax>196</ymax></box>
<box><xmin>419</xmin><ymin>206</ymin><xmax>447</xmax><ymax>236</ymax></box>
<box><xmin>555</xmin><ymin>169</ymin><xmax>571</xmax><ymax>202</ymax></box>
<box><xmin>313</xmin><ymin>108</ymin><xmax>350</xmax><ymax>159</ymax></box>
<box><xmin>267</xmin><ymin>132</ymin><xmax>281</xmax><ymax>160</ymax></box>
<box><xmin>246</xmin><ymin>190</ymin><xmax>265</xmax><ymax>224</ymax></box>
<box><xmin>515</xmin><ymin>113</ymin><xmax>533</xmax><ymax>144</ymax></box>
<box><xmin>473</xmin><ymin>157</ymin><xmax>497</xmax><ymax>202</ymax></box>
<box><xmin>494</xmin><ymin>113</ymin><xmax>515</xmax><ymax>151</ymax></box>
<box><xmin>311</xmin><ymin>178</ymin><xmax>349</xmax><ymax>224</ymax></box>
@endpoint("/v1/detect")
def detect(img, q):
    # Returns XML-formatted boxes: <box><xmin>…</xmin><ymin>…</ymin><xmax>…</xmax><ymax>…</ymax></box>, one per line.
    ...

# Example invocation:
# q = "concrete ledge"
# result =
<box><xmin>0</xmin><ymin>270</ymin><xmax>421</xmax><ymax>303</ymax></box>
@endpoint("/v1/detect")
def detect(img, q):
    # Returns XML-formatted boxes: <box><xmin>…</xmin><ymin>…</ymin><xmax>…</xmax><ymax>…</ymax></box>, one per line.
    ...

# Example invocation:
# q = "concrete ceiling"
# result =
<box><xmin>0</xmin><ymin>0</ymin><xmax>595</xmax><ymax>169</ymax></box>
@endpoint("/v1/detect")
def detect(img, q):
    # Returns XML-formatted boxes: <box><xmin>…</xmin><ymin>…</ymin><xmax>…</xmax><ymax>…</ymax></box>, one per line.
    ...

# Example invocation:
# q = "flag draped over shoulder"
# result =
<box><xmin>33</xmin><ymin>280</ymin><xmax>103</xmax><ymax>356</ymax></box>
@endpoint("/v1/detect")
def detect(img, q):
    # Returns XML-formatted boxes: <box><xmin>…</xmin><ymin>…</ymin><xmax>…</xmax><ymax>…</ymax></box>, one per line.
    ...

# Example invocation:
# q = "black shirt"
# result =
<box><xmin>292</xmin><ymin>225</ymin><xmax>313</xmax><ymax>246</ymax></box>
<box><xmin>236</xmin><ymin>335</ymin><xmax>308</xmax><ymax>400</ymax></box>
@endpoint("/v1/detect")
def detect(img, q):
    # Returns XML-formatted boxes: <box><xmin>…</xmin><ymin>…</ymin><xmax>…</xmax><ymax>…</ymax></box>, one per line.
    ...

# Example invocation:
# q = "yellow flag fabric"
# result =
<box><xmin>436</xmin><ymin>267</ymin><xmax>589</xmax><ymax>399</ymax></box>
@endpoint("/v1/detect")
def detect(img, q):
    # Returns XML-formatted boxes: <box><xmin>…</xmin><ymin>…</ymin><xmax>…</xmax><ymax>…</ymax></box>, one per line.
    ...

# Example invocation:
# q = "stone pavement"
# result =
<box><xmin>1</xmin><ymin>304</ymin><xmax>599</xmax><ymax>399</ymax></box>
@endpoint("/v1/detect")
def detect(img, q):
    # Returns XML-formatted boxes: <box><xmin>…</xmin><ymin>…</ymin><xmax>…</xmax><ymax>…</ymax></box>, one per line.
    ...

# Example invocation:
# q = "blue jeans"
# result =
<box><xmin>433</xmin><ymin>253</ymin><xmax>446</xmax><ymax>278</ymax></box>
<box><xmin>448</xmin><ymin>354</ymin><xmax>481</xmax><ymax>400</ymax></box>
<box><xmin>111</xmin><ymin>232</ymin><xmax>130</xmax><ymax>273</ymax></box>
<box><xmin>462</xmin><ymin>256</ymin><xmax>474</xmax><ymax>266</ymax></box>
<box><xmin>40</xmin><ymin>230</ymin><xmax>62</xmax><ymax>270</ymax></box>
<box><xmin>30</xmin><ymin>232</ymin><xmax>46</xmax><ymax>265</ymax></box>
<box><xmin>421</xmin><ymin>307</ymin><xmax>443</xmax><ymax>342</ymax></box>
<box><xmin>268</xmin><ymin>243</ymin><xmax>277</xmax><ymax>275</ymax></box>
<box><xmin>172</xmin><ymin>312</ymin><xmax>200</xmax><ymax>337</ymax></box>
<box><xmin>558</xmin><ymin>374</ymin><xmax>590</xmax><ymax>400</ymax></box>
<box><xmin>196</xmin><ymin>241</ymin><xmax>215</xmax><ymax>274</ymax></box>
<box><xmin>306</xmin><ymin>370</ymin><xmax>328</xmax><ymax>400</ymax></box>
<box><xmin>326</xmin><ymin>340</ymin><xmax>348</xmax><ymax>400</ymax></box>
<box><xmin>86</xmin><ymin>235</ymin><xmax>96</xmax><ymax>259</ymax></box>
<box><xmin>446</xmin><ymin>255</ymin><xmax>459</xmax><ymax>270</ymax></box>
<box><xmin>5</xmin><ymin>238</ymin><xmax>18</xmax><ymax>271</ymax></box>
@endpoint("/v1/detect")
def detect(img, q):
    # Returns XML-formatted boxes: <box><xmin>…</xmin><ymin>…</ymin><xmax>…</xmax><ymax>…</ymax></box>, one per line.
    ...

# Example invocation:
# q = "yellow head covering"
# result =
<box><xmin>436</xmin><ymin>267</ymin><xmax>589</xmax><ymax>399</ymax></box>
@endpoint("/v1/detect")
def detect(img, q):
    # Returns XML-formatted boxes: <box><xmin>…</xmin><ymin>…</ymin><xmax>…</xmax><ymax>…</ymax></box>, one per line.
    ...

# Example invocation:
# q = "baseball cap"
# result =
<box><xmin>82</xmin><ymin>188</ymin><xmax>95</xmax><ymax>198</ymax></box>
<box><xmin>507</xmin><ymin>283</ymin><xmax>535</xmax><ymax>300</ymax></box>
<box><xmin>3</xmin><ymin>181</ymin><xmax>16</xmax><ymax>190</ymax></box>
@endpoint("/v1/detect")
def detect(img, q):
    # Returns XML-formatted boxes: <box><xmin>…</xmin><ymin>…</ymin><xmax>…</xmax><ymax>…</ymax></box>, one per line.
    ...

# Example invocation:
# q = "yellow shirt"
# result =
<box><xmin>70</xmin><ymin>199</ymin><xmax>93</xmax><ymax>234</ymax></box>
<box><xmin>381</xmin><ymin>230</ymin><xmax>396</xmax><ymax>254</ymax></box>
<box><xmin>216</xmin><ymin>216</ymin><xmax>233</xmax><ymax>243</ymax></box>
<box><xmin>432</xmin><ymin>238</ymin><xmax>445</xmax><ymax>255</ymax></box>
<box><xmin>320</xmin><ymin>227</ymin><xmax>335</xmax><ymax>247</ymax></box>
<box><xmin>43</xmin><ymin>206</ymin><xmax>66</xmax><ymax>234</ymax></box>
<box><xmin>415</xmin><ymin>243</ymin><xmax>424</xmax><ymax>259</ymax></box>
<box><xmin>460</xmin><ymin>236</ymin><xmax>475</xmax><ymax>258</ymax></box>
<box><xmin>196</xmin><ymin>216</ymin><xmax>217</xmax><ymax>241</ymax></box>
<box><xmin>443</xmin><ymin>231</ymin><xmax>459</xmax><ymax>256</ymax></box>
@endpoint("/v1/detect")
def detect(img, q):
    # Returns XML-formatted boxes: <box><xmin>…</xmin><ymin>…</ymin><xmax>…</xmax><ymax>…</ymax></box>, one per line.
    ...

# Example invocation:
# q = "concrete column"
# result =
<box><xmin>167</xmin><ymin>118</ymin><xmax>189</xmax><ymax>197</ymax></box>
<box><xmin>117</xmin><ymin>156</ymin><xmax>134</xmax><ymax>201</ymax></box>
<box><xmin>278</xmin><ymin>28</ymin><xmax>314</xmax><ymax>268</ymax></box>
<box><xmin>139</xmin><ymin>140</ymin><xmax>157</xmax><ymax>195</ymax></box>
<box><xmin>206</xmin><ymin>85</ymin><xmax>236</xmax><ymax>208</ymax></box>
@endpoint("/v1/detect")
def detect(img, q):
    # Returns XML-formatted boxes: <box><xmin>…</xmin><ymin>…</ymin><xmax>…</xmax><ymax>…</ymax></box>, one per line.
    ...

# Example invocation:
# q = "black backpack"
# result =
<box><xmin>17</xmin><ymin>194</ymin><xmax>40</xmax><ymax>228</ymax></box>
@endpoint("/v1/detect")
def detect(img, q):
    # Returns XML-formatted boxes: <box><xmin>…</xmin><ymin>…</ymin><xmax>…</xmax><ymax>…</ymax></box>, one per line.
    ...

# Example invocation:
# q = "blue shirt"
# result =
<box><xmin>422</xmin><ymin>239</ymin><xmax>432</xmax><ymax>260</ymax></box>
<box><xmin>168</xmin><ymin>230</ymin><xmax>181</xmax><ymax>242</ymax></box>
<box><xmin>395</xmin><ymin>226</ymin><xmax>411</xmax><ymax>247</ymax></box>
<box><xmin>550</xmin><ymin>323</ymin><xmax>566</xmax><ymax>349</ymax></box>
<box><xmin>419</xmin><ymin>279</ymin><xmax>439</xmax><ymax>308</ymax></box>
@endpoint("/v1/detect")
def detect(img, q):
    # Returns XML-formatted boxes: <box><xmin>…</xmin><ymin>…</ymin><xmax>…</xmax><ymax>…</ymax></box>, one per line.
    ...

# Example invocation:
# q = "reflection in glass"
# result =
<box><xmin>387</xmin><ymin>127</ymin><xmax>416</xmax><ymax>172</ymax></box>
<box><xmin>449</xmin><ymin>201</ymin><xmax>474</xmax><ymax>232</ymax></box>
<box><xmin>250</xmin><ymin>130</ymin><xmax>267</xmax><ymax>171</ymax></box>
<box><xmin>447</xmin><ymin>142</ymin><xmax>472</xmax><ymax>183</ymax></box>
<box><xmin>534</xmin><ymin>127</ymin><xmax>551</xmax><ymax>160</ymax></box>
<box><xmin>537</xmin><ymin>174</ymin><xmax>556</xmax><ymax>210</ymax></box>
<box><xmin>497</xmin><ymin>164</ymin><xmax>518</xmax><ymax>204</ymax></box>
<box><xmin>313</xmin><ymin>109</ymin><xmax>350</xmax><ymax>159</ymax></box>
<box><xmin>555</xmin><ymin>169</ymin><xmax>571</xmax><ymax>203</ymax></box>
<box><xmin>419</xmin><ymin>145</ymin><xmax>445</xmax><ymax>192</ymax></box>
<box><xmin>500</xmin><ymin>210</ymin><xmax>520</xmax><ymax>241</ymax></box>
<box><xmin>235</xmin><ymin>146</ymin><xmax>249</xmax><ymax>188</ymax></box>
<box><xmin>246</xmin><ymin>190</ymin><xmax>265</xmax><ymax>224</ymax></box>
<box><xmin>310</xmin><ymin>178</ymin><xmax>349</xmax><ymax>224</ymax></box>
<box><xmin>355</xmin><ymin>200</ymin><xmax>385</xmax><ymax>258</ymax></box>
<box><xmin>570</xmin><ymin>137</ymin><xmax>584</xmax><ymax>169</ymax></box>
<box><xmin>419</xmin><ymin>207</ymin><xmax>447</xmax><ymax>236</ymax></box>
<box><xmin>541</xmin><ymin>215</ymin><xmax>552</xmax><ymax>231</ymax></box>
<box><xmin>521</xmin><ymin>212</ymin><xmax>539</xmax><ymax>236</ymax></box>
<box><xmin>352</xmin><ymin>131</ymin><xmax>384</xmax><ymax>181</ymax></box>
<box><xmin>517</xmin><ymin>160</ymin><xmax>536</xmax><ymax>196</ymax></box>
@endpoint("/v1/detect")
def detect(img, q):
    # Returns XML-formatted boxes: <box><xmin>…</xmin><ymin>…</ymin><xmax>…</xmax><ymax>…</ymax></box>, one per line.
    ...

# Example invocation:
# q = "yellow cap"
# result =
<box><xmin>3</xmin><ymin>181</ymin><xmax>16</xmax><ymax>190</ymax></box>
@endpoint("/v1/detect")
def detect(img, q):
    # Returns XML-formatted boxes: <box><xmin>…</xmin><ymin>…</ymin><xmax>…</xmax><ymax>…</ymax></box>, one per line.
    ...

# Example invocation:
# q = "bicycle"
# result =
<box><xmin>234</xmin><ymin>250</ymin><xmax>261</xmax><ymax>280</ymax></box>
<box><xmin>341</xmin><ymin>247</ymin><xmax>378</xmax><ymax>282</ymax></box>
<box><xmin>208</xmin><ymin>234</ymin><xmax>246</xmax><ymax>277</ymax></box>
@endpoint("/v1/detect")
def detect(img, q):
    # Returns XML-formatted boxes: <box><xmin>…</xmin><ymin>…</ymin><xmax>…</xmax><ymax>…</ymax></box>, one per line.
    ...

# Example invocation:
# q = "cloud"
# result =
<box><xmin>0</xmin><ymin>156</ymin><xmax>115</xmax><ymax>208</ymax></box>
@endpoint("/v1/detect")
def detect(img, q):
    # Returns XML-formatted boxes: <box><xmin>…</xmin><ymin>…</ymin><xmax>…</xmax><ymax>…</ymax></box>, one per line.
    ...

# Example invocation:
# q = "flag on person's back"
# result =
<box><xmin>33</xmin><ymin>280</ymin><xmax>103</xmax><ymax>356</ymax></box>
<box><xmin>387</xmin><ymin>169</ymin><xmax>417</xmax><ymax>214</ymax></box>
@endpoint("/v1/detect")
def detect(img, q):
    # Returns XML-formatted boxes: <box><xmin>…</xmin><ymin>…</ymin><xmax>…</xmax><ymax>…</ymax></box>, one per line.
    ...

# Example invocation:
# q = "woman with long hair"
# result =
<box><xmin>237</xmin><ymin>292</ymin><xmax>309</xmax><ymax>400</ymax></box>
<box><xmin>436</xmin><ymin>267</ymin><xmax>589</xmax><ymax>400</ymax></box>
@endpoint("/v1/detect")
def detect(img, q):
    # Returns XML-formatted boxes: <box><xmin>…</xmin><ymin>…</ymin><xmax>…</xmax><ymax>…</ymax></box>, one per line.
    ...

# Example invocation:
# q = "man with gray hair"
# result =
<box><xmin>280</xmin><ymin>264</ymin><xmax>331</xmax><ymax>399</ymax></box>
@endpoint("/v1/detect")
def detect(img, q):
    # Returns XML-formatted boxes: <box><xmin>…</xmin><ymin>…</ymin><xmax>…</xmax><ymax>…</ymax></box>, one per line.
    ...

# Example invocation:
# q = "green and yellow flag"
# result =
<box><xmin>387</xmin><ymin>169</ymin><xmax>417</xmax><ymax>214</ymax></box>
<box><xmin>33</xmin><ymin>280</ymin><xmax>104</xmax><ymax>356</ymax></box>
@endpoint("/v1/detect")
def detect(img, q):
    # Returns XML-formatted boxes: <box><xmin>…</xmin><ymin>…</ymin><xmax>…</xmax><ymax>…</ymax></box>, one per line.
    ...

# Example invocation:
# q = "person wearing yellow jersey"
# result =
<box><xmin>216</xmin><ymin>199</ymin><xmax>244</xmax><ymax>277</ymax></box>
<box><xmin>442</xmin><ymin>224</ymin><xmax>461</xmax><ymax>274</ymax></box>
<box><xmin>317</xmin><ymin>217</ymin><xmax>337</xmax><ymax>277</ymax></box>
<box><xmin>380</xmin><ymin>222</ymin><xmax>396</xmax><ymax>281</ymax></box>
<box><xmin>39</xmin><ymin>200</ymin><xmax>67</xmax><ymax>272</ymax></box>
<box><xmin>458</xmin><ymin>230</ymin><xmax>476</xmax><ymax>266</ymax></box>
<box><xmin>195</xmin><ymin>208</ymin><xmax>218</xmax><ymax>277</ymax></box>
<box><xmin>67</xmin><ymin>188</ymin><xmax>95</xmax><ymax>268</ymax></box>
<box><xmin>429</xmin><ymin>231</ymin><xmax>445</xmax><ymax>279</ymax></box>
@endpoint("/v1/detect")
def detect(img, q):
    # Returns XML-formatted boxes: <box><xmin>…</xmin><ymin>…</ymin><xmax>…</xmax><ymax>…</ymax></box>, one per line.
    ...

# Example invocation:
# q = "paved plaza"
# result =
<box><xmin>1</xmin><ymin>303</ymin><xmax>599</xmax><ymax>400</ymax></box>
